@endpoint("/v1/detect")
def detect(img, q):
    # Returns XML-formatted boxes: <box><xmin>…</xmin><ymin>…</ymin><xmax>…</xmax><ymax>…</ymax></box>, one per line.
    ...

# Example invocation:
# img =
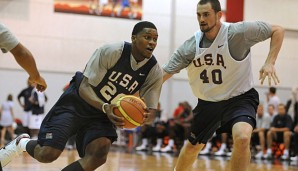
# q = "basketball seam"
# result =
<box><xmin>116</xmin><ymin>95</ymin><xmax>146</xmax><ymax>127</ymax></box>
<box><xmin>121</xmin><ymin>99</ymin><xmax>145</xmax><ymax>118</ymax></box>
<box><xmin>118</xmin><ymin>104</ymin><xmax>141</xmax><ymax>126</ymax></box>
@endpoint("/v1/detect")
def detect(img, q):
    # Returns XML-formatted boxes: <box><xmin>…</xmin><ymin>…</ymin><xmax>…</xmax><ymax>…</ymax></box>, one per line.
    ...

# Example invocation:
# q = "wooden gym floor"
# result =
<box><xmin>3</xmin><ymin>147</ymin><xmax>298</xmax><ymax>171</ymax></box>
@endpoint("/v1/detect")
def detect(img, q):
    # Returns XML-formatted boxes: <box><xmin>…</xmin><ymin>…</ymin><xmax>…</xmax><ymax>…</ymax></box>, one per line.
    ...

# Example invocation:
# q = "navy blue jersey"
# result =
<box><xmin>92</xmin><ymin>42</ymin><xmax>157</xmax><ymax>103</ymax></box>
<box><xmin>17</xmin><ymin>86</ymin><xmax>33</xmax><ymax>111</ymax></box>
<box><xmin>272</xmin><ymin>114</ymin><xmax>293</xmax><ymax>129</ymax></box>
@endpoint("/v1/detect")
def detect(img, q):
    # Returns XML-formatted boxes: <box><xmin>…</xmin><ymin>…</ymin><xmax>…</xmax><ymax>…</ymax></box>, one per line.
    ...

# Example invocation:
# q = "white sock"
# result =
<box><xmin>284</xmin><ymin>149</ymin><xmax>289</xmax><ymax>155</ymax></box>
<box><xmin>156</xmin><ymin>138</ymin><xmax>163</xmax><ymax>146</ymax></box>
<box><xmin>205</xmin><ymin>142</ymin><xmax>212</xmax><ymax>150</ymax></box>
<box><xmin>267</xmin><ymin>148</ymin><xmax>272</xmax><ymax>154</ymax></box>
<box><xmin>168</xmin><ymin>139</ymin><xmax>174</xmax><ymax>147</ymax></box>
<box><xmin>19</xmin><ymin>138</ymin><xmax>31</xmax><ymax>151</ymax></box>
<box><xmin>220</xmin><ymin>143</ymin><xmax>226</xmax><ymax>151</ymax></box>
<box><xmin>142</xmin><ymin>138</ymin><xmax>148</xmax><ymax>146</ymax></box>
<box><xmin>174</xmin><ymin>167</ymin><xmax>176</xmax><ymax>171</ymax></box>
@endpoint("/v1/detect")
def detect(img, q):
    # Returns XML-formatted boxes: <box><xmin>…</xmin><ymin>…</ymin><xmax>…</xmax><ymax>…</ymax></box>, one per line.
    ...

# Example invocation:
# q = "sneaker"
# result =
<box><xmin>199</xmin><ymin>148</ymin><xmax>210</xmax><ymax>155</ymax></box>
<box><xmin>135</xmin><ymin>145</ymin><xmax>147</xmax><ymax>151</ymax></box>
<box><xmin>254</xmin><ymin>151</ymin><xmax>264</xmax><ymax>159</ymax></box>
<box><xmin>281</xmin><ymin>153</ymin><xmax>289</xmax><ymax>160</ymax></box>
<box><xmin>0</xmin><ymin>134</ymin><xmax>30</xmax><ymax>167</ymax></box>
<box><xmin>226</xmin><ymin>151</ymin><xmax>232</xmax><ymax>157</ymax></box>
<box><xmin>290</xmin><ymin>156</ymin><xmax>298</xmax><ymax>161</ymax></box>
<box><xmin>214</xmin><ymin>149</ymin><xmax>226</xmax><ymax>156</ymax></box>
<box><xmin>160</xmin><ymin>145</ymin><xmax>173</xmax><ymax>153</ymax></box>
<box><xmin>263</xmin><ymin>152</ymin><xmax>272</xmax><ymax>160</ymax></box>
<box><xmin>152</xmin><ymin>145</ymin><xmax>161</xmax><ymax>152</ymax></box>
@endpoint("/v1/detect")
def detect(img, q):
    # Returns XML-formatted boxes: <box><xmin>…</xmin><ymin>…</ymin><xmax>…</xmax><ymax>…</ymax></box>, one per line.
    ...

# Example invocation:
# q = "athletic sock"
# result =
<box><xmin>267</xmin><ymin>148</ymin><xmax>272</xmax><ymax>154</ymax></box>
<box><xmin>168</xmin><ymin>139</ymin><xmax>174</xmax><ymax>147</ymax></box>
<box><xmin>220</xmin><ymin>143</ymin><xmax>227</xmax><ymax>151</ymax></box>
<box><xmin>62</xmin><ymin>161</ymin><xmax>84</xmax><ymax>171</ymax></box>
<box><xmin>19</xmin><ymin>138</ymin><xmax>31</xmax><ymax>151</ymax></box>
<box><xmin>284</xmin><ymin>149</ymin><xmax>289</xmax><ymax>155</ymax></box>
<box><xmin>142</xmin><ymin>138</ymin><xmax>148</xmax><ymax>146</ymax></box>
<box><xmin>25</xmin><ymin>140</ymin><xmax>38</xmax><ymax>158</ymax></box>
<box><xmin>156</xmin><ymin>138</ymin><xmax>163</xmax><ymax>146</ymax></box>
<box><xmin>205</xmin><ymin>142</ymin><xmax>212</xmax><ymax>150</ymax></box>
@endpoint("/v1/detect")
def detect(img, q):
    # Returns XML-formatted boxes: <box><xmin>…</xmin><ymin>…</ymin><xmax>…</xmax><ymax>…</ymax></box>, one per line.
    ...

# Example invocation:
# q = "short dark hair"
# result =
<box><xmin>7</xmin><ymin>94</ymin><xmax>13</xmax><ymax>101</ymax></box>
<box><xmin>132</xmin><ymin>21</ymin><xmax>157</xmax><ymax>35</ymax></box>
<box><xmin>269</xmin><ymin>87</ymin><xmax>277</xmax><ymax>94</ymax></box>
<box><xmin>198</xmin><ymin>0</ymin><xmax>221</xmax><ymax>13</ymax></box>
<box><xmin>268</xmin><ymin>104</ymin><xmax>275</xmax><ymax>109</ymax></box>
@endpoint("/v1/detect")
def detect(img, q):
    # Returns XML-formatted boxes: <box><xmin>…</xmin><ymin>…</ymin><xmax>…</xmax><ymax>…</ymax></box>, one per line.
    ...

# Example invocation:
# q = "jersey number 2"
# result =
<box><xmin>100</xmin><ymin>81</ymin><xmax>124</xmax><ymax>104</ymax></box>
<box><xmin>200</xmin><ymin>69</ymin><xmax>223</xmax><ymax>84</ymax></box>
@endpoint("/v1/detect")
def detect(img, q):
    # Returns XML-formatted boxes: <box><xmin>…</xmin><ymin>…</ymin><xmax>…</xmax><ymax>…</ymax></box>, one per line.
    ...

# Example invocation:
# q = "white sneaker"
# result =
<box><xmin>290</xmin><ymin>156</ymin><xmax>298</xmax><ymax>161</ymax></box>
<box><xmin>254</xmin><ymin>151</ymin><xmax>264</xmax><ymax>159</ymax></box>
<box><xmin>152</xmin><ymin>145</ymin><xmax>161</xmax><ymax>152</ymax></box>
<box><xmin>263</xmin><ymin>152</ymin><xmax>272</xmax><ymax>160</ymax></box>
<box><xmin>161</xmin><ymin>145</ymin><xmax>173</xmax><ymax>153</ymax></box>
<box><xmin>135</xmin><ymin>145</ymin><xmax>147</xmax><ymax>151</ymax></box>
<box><xmin>199</xmin><ymin>148</ymin><xmax>210</xmax><ymax>155</ymax></box>
<box><xmin>0</xmin><ymin>134</ymin><xmax>30</xmax><ymax>167</ymax></box>
<box><xmin>281</xmin><ymin>153</ymin><xmax>289</xmax><ymax>160</ymax></box>
<box><xmin>214</xmin><ymin>149</ymin><xmax>226</xmax><ymax>156</ymax></box>
<box><xmin>226</xmin><ymin>151</ymin><xmax>232</xmax><ymax>157</ymax></box>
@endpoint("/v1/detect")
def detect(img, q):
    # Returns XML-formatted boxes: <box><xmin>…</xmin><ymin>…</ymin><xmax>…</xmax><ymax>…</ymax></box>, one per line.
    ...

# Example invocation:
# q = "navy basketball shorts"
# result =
<box><xmin>37</xmin><ymin>80</ymin><xmax>117</xmax><ymax>158</ymax></box>
<box><xmin>188</xmin><ymin>88</ymin><xmax>259</xmax><ymax>145</ymax></box>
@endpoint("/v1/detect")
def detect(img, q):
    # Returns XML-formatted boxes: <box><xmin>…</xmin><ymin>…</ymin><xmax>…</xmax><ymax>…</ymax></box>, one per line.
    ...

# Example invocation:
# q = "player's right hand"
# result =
<box><xmin>29</xmin><ymin>75</ymin><xmax>47</xmax><ymax>92</ymax></box>
<box><xmin>104</xmin><ymin>104</ymin><xmax>125</xmax><ymax>128</ymax></box>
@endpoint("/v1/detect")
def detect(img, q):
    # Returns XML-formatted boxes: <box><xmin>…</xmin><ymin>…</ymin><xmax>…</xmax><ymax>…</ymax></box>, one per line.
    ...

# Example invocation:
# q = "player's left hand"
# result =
<box><xmin>143</xmin><ymin>108</ymin><xmax>155</xmax><ymax>125</ymax></box>
<box><xmin>259</xmin><ymin>63</ymin><xmax>280</xmax><ymax>86</ymax></box>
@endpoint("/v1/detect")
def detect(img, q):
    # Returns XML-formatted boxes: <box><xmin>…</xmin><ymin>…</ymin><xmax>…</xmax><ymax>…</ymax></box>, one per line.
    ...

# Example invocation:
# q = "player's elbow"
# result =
<box><xmin>162</xmin><ymin>70</ymin><xmax>173</xmax><ymax>83</ymax></box>
<box><xmin>272</xmin><ymin>25</ymin><xmax>285</xmax><ymax>37</ymax></box>
<box><xmin>10</xmin><ymin>43</ymin><xmax>32</xmax><ymax>59</ymax></box>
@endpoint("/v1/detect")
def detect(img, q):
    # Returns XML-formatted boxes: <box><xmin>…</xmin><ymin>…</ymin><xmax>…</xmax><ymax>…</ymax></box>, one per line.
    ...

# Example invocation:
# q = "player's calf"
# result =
<box><xmin>80</xmin><ymin>137</ymin><xmax>111</xmax><ymax>170</ymax></box>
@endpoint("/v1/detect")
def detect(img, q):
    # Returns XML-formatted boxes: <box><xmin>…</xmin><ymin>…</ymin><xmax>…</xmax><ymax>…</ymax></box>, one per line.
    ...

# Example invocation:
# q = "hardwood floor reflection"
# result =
<box><xmin>3</xmin><ymin>148</ymin><xmax>298</xmax><ymax>171</ymax></box>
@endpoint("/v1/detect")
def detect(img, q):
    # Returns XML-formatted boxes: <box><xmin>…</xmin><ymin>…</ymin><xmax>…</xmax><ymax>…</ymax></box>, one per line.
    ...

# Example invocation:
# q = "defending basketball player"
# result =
<box><xmin>0</xmin><ymin>21</ymin><xmax>163</xmax><ymax>171</ymax></box>
<box><xmin>162</xmin><ymin>0</ymin><xmax>284</xmax><ymax>171</ymax></box>
<box><xmin>0</xmin><ymin>23</ymin><xmax>47</xmax><ymax>92</ymax></box>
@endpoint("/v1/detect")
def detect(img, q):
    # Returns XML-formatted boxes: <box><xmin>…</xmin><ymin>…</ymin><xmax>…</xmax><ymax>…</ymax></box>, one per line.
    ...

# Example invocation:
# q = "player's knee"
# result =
<box><xmin>267</xmin><ymin>131</ymin><xmax>273</xmax><ymax>137</ymax></box>
<box><xmin>284</xmin><ymin>131</ymin><xmax>291</xmax><ymax>138</ymax></box>
<box><xmin>233</xmin><ymin>134</ymin><xmax>250</xmax><ymax>148</ymax></box>
<box><xmin>36</xmin><ymin>147</ymin><xmax>61</xmax><ymax>163</ymax></box>
<box><xmin>258</xmin><ymin>131</ymin><xmax>264</xmax><ymax>137</ymax></box>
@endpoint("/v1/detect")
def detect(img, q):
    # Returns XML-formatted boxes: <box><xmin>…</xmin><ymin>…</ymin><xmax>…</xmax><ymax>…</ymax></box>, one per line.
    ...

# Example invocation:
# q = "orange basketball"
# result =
<box><xmin>113</xmin><ymin>95</ymin><xmax>146</xmax><ymax>129</ymax></box>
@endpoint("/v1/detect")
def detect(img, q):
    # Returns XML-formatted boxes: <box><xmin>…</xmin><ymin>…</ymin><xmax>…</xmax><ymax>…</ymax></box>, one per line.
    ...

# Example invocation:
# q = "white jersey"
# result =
<box><xmin>187</xmin><ymin>23</ymin><xmax>254</xmax><ymax>101</ymax></box>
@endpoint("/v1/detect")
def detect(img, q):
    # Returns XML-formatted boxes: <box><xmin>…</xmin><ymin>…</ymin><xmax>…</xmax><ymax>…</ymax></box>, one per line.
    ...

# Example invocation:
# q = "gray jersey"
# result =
<box><xmin>83</xmin><ymin>41</ymin><xmax>163</xmax><ymax>108</ymax></box>
<box><xmin>256</xmin><ymin>114</ymin><xmax>271</xmax><ymax>129</ymax></box>
<box><xmin>0</xmin><ymin>23</ymin><xmax>19</xmax><ymax>53</ymax></box>
<box><xmin>163</xmin><ymin>21</ymin><xmax>272</xmax><ymax>74</ymax></box>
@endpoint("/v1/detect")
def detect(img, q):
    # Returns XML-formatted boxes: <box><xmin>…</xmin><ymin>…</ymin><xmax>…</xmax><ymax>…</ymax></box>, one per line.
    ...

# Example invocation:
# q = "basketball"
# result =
<box><xmin>113</xmin><ymin>95</ymin><xmax>146</xmax><ymax>129</ymax></box>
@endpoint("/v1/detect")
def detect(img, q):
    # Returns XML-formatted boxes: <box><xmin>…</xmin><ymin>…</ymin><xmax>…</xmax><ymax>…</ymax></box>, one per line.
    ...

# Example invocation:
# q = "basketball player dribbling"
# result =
<box><xmin>0</xmin><ymin>21</ymin><xmax>163</xmax><ymax>171</ymax></box>
<box><xmin>162</xmin><ymin>0</ymin><xmax>284</xmax><ymax>171</ymax></box>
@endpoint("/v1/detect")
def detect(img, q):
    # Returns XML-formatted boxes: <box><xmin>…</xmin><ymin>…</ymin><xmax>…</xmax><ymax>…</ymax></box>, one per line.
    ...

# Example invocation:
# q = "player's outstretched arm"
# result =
<box><xmin>259</xmin><ymin>25</ymin><xmax>284</xmax><ymax>86</ymax></box>
<box><xmin>10</xmin><ymin>43</ymin><xmax>47</xmax><ymax>92</ymax></box>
